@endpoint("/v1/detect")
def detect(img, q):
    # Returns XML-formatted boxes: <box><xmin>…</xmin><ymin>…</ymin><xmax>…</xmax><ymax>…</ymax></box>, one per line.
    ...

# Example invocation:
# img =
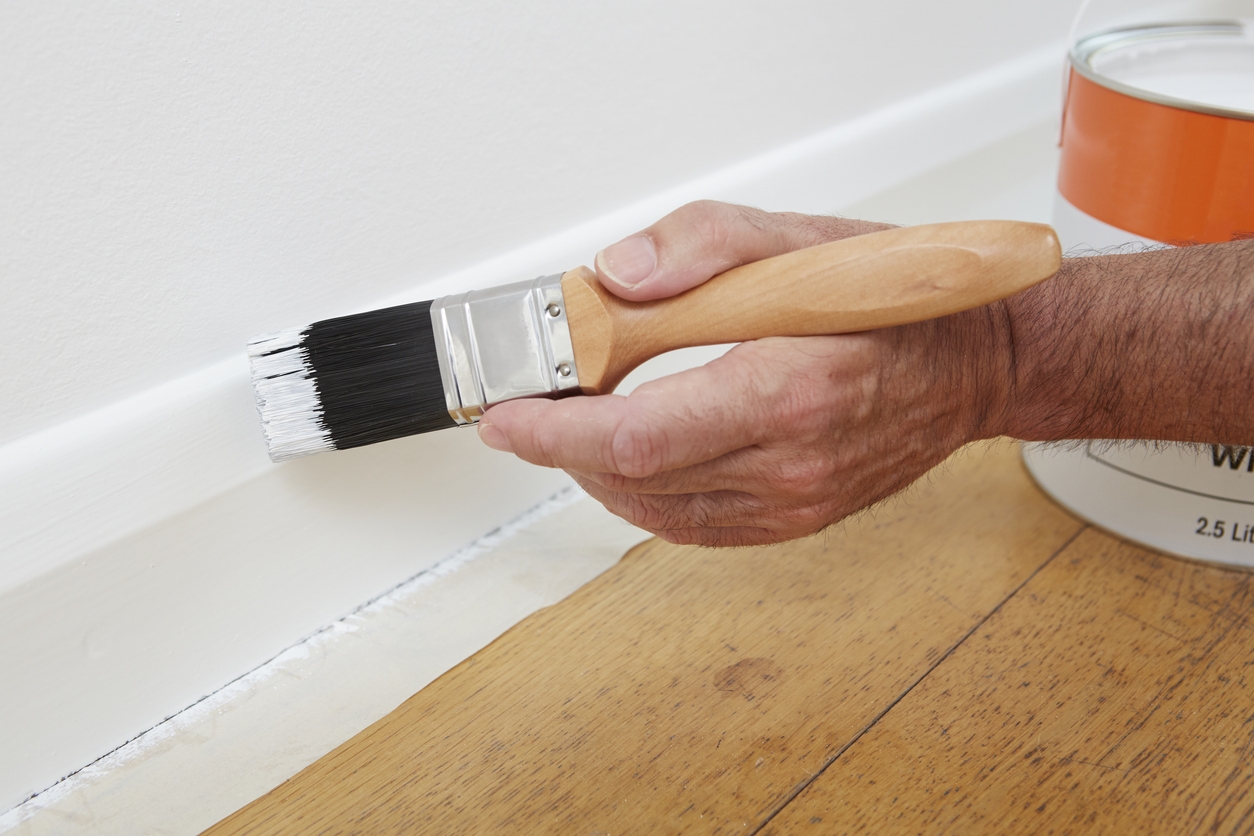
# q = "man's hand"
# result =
<box><xmin>475</xmin><ymin>201</ymin><xmax>1016</xmax><ymax>546</ymax></box>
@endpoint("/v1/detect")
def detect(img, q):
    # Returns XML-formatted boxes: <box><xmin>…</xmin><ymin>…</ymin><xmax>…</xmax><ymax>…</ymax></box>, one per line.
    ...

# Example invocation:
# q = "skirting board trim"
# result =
<box><xmin>0</xmin><ymin>42</ymin><xmax>1061</xmax><ymax>598</ymax></box>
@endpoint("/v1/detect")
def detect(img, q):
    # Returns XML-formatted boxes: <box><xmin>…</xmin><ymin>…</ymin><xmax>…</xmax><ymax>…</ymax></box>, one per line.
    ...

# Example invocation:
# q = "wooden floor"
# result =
<box><xmin>205</xmin><ymin>442</ymin><xmax>1254</xmax><ymax>835</ymax></box>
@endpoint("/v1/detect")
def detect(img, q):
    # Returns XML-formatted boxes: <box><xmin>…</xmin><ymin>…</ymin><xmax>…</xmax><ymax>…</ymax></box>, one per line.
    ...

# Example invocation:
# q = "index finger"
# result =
<box><xmin>477</xmin><ymin>350</ymin><xmax>774</xmax><ymax>478</ymax></box>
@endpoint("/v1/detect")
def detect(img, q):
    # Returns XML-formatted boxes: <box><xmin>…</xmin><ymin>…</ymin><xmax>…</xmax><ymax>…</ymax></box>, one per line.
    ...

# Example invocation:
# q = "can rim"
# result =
<box><xmin>1071</xmin><ymin>21</ymin><xmax>1254</xmax><ymax>122</ymax></box>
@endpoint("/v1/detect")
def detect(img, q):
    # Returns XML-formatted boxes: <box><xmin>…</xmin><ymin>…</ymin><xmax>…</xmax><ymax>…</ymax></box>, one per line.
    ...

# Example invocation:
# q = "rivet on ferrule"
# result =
<box><xmin>429</xmin><ymin>274</ymin><xmax>581</xmax><ymax>425</ymax></box>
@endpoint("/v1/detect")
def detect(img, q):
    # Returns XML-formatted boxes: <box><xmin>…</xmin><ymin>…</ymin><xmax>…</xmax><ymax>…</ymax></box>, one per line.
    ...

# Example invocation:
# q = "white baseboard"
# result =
<box><xmin>0</xmin><ymin>42</ymin><xmax>1061</xmax><ymax>597</ymax></box>
<box><xmin>0</xmin><ymin>41</ymin><xmax>1063</xmax><ymax>816</ymax></box>
<box><xmin>1</xmin><ymin>490</ymin><xmax>653</xmax><ymax>835</ymax></box>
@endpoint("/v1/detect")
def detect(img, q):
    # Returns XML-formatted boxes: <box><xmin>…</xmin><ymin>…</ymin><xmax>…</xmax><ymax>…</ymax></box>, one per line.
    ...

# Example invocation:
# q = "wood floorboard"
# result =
<box><xmin>764</xmin><ymin>529</ymin><xmax>1254</xmax><ymax>834</ymax></box>
<box><xmin>204</xmin><ymin>442</ymin><xmax>1080</xmax><ymax>835</ymax></box>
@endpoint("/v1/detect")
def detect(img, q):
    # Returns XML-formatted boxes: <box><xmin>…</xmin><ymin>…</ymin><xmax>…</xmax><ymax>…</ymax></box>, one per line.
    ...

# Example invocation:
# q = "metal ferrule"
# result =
<box><xmin>429</xmin><ymin>274</ymin><xmax>581</xmax><ymax>425</ymax></box>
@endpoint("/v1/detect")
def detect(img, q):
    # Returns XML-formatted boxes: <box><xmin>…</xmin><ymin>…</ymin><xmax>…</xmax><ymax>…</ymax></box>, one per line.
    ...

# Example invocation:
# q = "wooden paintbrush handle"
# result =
<box><xmin>561</xmin><ymin>219</ymin><xmax>1061</xmax><ymax>394</ymax></box>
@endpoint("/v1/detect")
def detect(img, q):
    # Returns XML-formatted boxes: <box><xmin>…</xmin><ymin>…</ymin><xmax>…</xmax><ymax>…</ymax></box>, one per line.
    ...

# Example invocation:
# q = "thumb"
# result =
<box><xmin>593</xmin><ymin>200</ymin><xmax>894</xmax><ymax>303</ymax></box>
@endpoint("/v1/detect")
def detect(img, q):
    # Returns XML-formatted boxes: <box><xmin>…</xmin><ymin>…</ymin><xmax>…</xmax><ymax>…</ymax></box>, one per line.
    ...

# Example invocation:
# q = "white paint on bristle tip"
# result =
<box><xmin>247</xmin><ymin>328</ymin><xmax>334</xmax><ymax>462</ymax></box>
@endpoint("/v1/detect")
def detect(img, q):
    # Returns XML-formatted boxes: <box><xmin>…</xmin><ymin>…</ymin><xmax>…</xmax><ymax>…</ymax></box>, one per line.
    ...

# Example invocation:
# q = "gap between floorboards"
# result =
<box><xmin>747</xmin><ymin>523</ymin><xmax>1090</xmax><ymax>835</ymax></box>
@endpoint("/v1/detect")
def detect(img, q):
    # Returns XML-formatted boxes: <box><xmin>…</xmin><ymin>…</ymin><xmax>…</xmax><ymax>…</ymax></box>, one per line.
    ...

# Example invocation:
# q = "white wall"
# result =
<box><xmin>2</xmin><ymin>0</ymin><xmax>1078</xmax><ymax>445</ymax></box>
<box><xmin>0</xmin><ymin>0</ymin><xmax>1082</xmax><ymax>818</ymax></box>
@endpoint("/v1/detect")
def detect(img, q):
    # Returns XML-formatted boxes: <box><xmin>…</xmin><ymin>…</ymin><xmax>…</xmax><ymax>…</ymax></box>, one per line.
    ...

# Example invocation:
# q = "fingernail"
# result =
<box><xmin>596</xmin><ymin>235</ymin><xmax>657</xmax><ymax>289</ymax></box>
<box><xmin>477</xmin><ymin>419</ymin><xmax>513</xmax><ymax>453</ymax></box>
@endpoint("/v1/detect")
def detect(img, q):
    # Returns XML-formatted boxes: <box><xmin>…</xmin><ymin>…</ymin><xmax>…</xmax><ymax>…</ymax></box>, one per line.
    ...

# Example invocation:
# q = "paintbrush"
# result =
<box><xmin>248</xmin><ymin>220</ymin><xmax>1060</xmax><ymax>461</ymax></box>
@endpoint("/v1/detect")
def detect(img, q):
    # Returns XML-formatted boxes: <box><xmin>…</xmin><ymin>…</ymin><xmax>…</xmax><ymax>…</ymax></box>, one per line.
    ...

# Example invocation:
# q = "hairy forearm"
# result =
<box><xmin>485</xmin><ymin>203</ymin><xmax>1254</xmax><ymax>545</ymax></box>
<box><xmin>998</xmin><ymin>239</ymin><xmax>1254</xmax><ymax>444</ymax></box>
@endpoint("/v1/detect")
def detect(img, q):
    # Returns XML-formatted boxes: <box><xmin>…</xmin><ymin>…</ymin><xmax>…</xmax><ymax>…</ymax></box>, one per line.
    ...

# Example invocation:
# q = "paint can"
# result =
<box><xmin>1022</xmin><ymin>14</ymin><xmax>1254</xmax><ymax>566</ymax></box>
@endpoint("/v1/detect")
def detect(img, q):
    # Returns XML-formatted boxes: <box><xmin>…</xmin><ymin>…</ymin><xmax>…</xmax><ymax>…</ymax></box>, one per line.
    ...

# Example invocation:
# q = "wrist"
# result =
<box><xmin>951</xmin><ymin>299</ymin><xmax>1019</xmax><ymax>443</ymax></box>
<box><xmin>893</xmin><ymin>301</ymin><xmax>1017</xmax><ymax>452</ymax></box>
<box><xmin>995</xmin><ymin>254</ymin><xmax>1129</xmax><ymax>442</ymax></box>
<box><xmin>999</xmin><ymin>242</ymin><xmax>1254</xmax><ymax>445</ymax></box>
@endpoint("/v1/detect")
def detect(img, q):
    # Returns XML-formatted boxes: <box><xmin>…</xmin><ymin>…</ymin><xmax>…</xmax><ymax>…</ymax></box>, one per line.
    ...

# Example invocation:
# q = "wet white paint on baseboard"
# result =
<box><xmin>0</xmin><ymin>489</ymin><xmax>651</xmax><ymax>836</ymax></box>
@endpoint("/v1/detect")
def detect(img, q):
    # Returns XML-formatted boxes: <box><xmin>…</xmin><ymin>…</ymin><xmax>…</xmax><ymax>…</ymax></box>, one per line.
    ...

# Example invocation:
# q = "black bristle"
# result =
<box><xmin>305</xmin><ymin>300</ymin><xmax>457</xmax><ymax>450</ymax></box>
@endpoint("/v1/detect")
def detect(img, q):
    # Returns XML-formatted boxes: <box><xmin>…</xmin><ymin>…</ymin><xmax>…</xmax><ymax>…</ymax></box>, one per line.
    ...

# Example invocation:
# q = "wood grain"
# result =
<box><xmin>765</xmin><ymin>529</ymin><xmax>1254</xmax><ymax>834</ymax></box>
<box><xmin>204</xmin><ymin>443</ymin><xmax>1080</xmax><ymax>835</ymax></box>
<box><xmin>562</xmin><ymin>221</ymin><xmax>1061</xmax><ymax>392</ymax></box>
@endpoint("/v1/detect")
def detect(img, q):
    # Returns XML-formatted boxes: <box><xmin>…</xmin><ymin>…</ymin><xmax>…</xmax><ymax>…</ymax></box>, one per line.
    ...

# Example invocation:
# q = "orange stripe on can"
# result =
<box><xmin>1058</xmin><ymin>67</ymin><xmax>1254</xmax><ymax>245</ymax></box>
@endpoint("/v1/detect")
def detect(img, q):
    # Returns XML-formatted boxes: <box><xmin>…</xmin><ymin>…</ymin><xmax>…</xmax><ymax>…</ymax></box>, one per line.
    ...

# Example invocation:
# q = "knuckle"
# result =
<box><xmin>772</xmin><ymin>457</ymin><xmax>832</xmax><ymax>500</ymax></box>
<box><xmin>600</xmin><ymin>493</ymin><xmax>651</xmax><ymax>531</ymax></box>
<box><xmin>699</xmin><ymin>209</ymin><xmax>741</xmax><ymax>253</ymax></box>
<box><xmin>609</xmin><ymin>412</ymin><xmax>668</xmax><ymax>479</ymax></box>
<box><xmin>674</xmin><ymin>199</ymin><xmax>727</xmax><ymax>224</ymax></box>
<box><xmin>775</xmin><ymin>503</ymin><xmax>832</xmax><ymax>536</ymax></box>
<box><xmin>671</xmin><ymin>200</ymin><xmax>740</xmax><ymax>253</ymax></box>
<box><xmin>589</xmin><ymin>470</ymin><xmax>637</xmax><ymax>493</ymax></box>
<box><xmin>525</xmin><ymin>420</ymin><xmax>561</xmax><ymax>467</ymax></box>
<box><xmin>617</xmin><ymin>493</ymin><xmax>684</xmax><ymax>533</ymax></box>
<box><xmin>678</xmin><ymin>494</ymin><xmax>722</xmax><ymax>530</ymax></box>
<box><xmin>774</xmin><ymin>377</ymin><xmax>829</xmax><ymax>437</ymax></box>
<box><xmin>732</xmin><ymin>205</ymin><xmax>774</xmax><ymax>234</ymax></box>
<box><xmin>657</xmin><ymin>528</ymin><xmax>700</xmax><ymax>546</ymax></box>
